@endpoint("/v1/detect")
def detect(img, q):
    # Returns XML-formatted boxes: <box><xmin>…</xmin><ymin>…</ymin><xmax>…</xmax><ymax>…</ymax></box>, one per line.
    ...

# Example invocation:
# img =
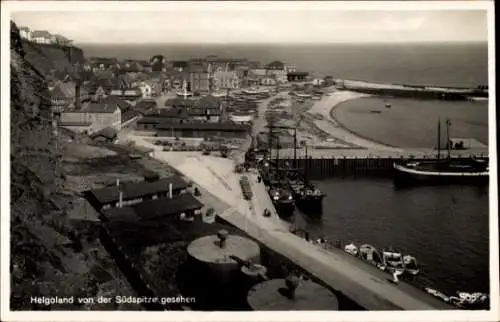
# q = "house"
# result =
<box><xmin>172</xmin><ymin>61</ymin><xmax>188</xmax><ymax>72</ymax></box>
<box><xmin>137</xmin><ymin>81</ymin><xmax>153</xmax><ymax>99</ymax></box>
<box><xmin>59</xmin><ymin>99</ymin><xmax>122</xmax><ymax>134</ymax></box>
<box><xmin>85</xmin><ymin>176</ymin><xmax>188</xmax><ymax>210</ymax></box>
<box><xmin>164</xmin><ymin>98</ymin><xmax>195</xmax><ymax>109</ymax></box>
<box><xmin>18</xmin><ymin>27</ymin><xmax>32</xmax><ymax>41</ymax></box>
<box><xmin>134</xmin><ymin>100</ymin><xmax>157</xmax><ymax>116</ymax></box>
<box><xmin>189</xmin><ymin>72</ymin><xmax>211</xmax><ymax>93</ymax></box>
<box><xmin>50</xmin><ymin>81</ymin><xmax>90</xmax><ymax>109</ymax></box>
<box><xmin>213</xmin><ymin>71</ymin><xmax>240</xmax><ymax>90</ymax></box>
<box><xmin>265</xmin><ymin>61</ymin><xmax>288</xmax><ymax>84</ymax></box>
<box><xmin>150</xmin><ymin>55</ymin><xmax>165</xmax><ymax>72</ymax></box>
<box><xmin>31</xmin><ymin>30</ymin><xmax>52</xmax><ymax>44</ymax></box>
<box><xmin>287</xmin><ymin>71</ymin><xmax>309</xmax><ymax>82</ymax></box>
<box><xmin>261</xmin><ymin>77</ymin><xmax>277</xmax><ymax>86</ymax></box>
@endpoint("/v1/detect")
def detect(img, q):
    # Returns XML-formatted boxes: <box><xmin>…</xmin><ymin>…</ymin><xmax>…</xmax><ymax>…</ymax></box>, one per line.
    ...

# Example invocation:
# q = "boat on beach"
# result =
<box><xmin>394</xmin><ymin>118</ymin><xmax>489</xmax><ymax>186</ymax></box>
<box><xmin>359</xmin><ymin>244</ymin><xmax>384</xmax><ymax>266</ymax></box>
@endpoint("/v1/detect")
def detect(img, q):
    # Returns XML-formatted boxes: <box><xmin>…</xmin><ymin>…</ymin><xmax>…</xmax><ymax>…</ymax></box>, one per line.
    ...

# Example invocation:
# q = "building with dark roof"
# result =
<box><xmin>100</xmin><ymin>192</ymin><xmax>204</xmax><ymax>222</ymax></box>
<box><xmin>155</xmin><ymin>121</ymin><xmax>250</xmax><ymax>139</ymax></box>
<box><xmin>287</xmin><ymin>71</ymin><xmax>309</xmax><ymax>82</ymax></box>
<box><xmin>59</xmin><ymin>98</ymin><xmax>122</xmax><ymax>134</ymax></box>
<box><xmin>86</xmin><ymin>175</ymin><xmax>188</xmax><ymax>210</ymax></box>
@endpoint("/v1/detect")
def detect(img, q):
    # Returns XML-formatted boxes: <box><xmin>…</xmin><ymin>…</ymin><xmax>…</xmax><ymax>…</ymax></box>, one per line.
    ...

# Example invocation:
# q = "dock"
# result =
<box><xmin>269</xmin><ymin>147</ymin><xmax>489</xmax><ymax>179</ymax></box>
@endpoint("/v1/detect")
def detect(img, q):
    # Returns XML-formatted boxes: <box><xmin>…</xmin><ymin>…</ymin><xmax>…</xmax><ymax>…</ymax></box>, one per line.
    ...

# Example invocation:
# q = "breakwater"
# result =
<box><xmin>337</xmin><ymin>79</ymin><xmax>488</xmax><ymax>100</ymax></box>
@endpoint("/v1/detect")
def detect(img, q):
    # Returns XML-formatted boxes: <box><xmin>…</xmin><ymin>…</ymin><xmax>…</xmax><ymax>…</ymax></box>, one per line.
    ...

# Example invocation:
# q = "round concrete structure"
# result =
<box><xmin>247</xmin><ymin>277</ymin><xmax>339</xmax><ymax>311</ymax></box>
<box><xmin>186</xmin><ymin>230</ymin><xmax>261</xmax><ymax>309</ymax></box>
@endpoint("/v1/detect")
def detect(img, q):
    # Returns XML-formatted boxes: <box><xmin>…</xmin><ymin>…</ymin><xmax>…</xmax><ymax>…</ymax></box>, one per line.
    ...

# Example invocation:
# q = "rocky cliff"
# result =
<box><xmin>10</xmin><ymin>21</ymin><xmax>117</xmax><ymax>310</ymax></box>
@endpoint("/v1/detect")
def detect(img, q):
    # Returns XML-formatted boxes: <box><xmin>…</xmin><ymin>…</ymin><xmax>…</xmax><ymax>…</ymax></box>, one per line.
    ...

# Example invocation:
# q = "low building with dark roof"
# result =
<box><xmin>155</xmin><ymin>122</ymin><xmax>250</xmax><ymax>139</ymax></box>
<box><xmin>100</xmin><ymin>193</ymin><xmax>204</xmax><ymax>222</ymax></box>
<box><xmin>90</xmin><ymin>126</ymin><xmax>118</xmax><ymax>142</ymax></box>
<box><xmin>85</xmin><ymin>175</ymin><xmax>188</xmax><ymax>210</ymax></box>
<box><xmin>287</xmin><ymin>71</ymin><xmax>309</xmax><ymax>82</ymax></box>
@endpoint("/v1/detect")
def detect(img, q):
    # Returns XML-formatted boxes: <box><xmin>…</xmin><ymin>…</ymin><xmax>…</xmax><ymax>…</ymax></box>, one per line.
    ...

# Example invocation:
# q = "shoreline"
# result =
<box><xmin>328</xmin><ymin>93</ymin><xmax>401</xmax><ymax>150</ymax></box>
<box><xmin>307</xmin><ymin>91</ymin><xmax>401</xmax><ymax>151</ymax></box>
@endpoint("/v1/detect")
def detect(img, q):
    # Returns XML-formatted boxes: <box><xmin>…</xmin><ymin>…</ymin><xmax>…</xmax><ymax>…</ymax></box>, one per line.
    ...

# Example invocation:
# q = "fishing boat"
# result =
<box><xmin>344</xmin><ymin>242</ymin><xmax>359</xmax><ymax>256</ymax></box>
<box><xmin>286</xmin><ymin>144</ymin><xmax>325</xmax><ymax>214</ymax></box>
<box><xmin>402</xmin><ymin>255</ymin><xmax>420</xmax><ymax>275</ymax></box>
<box><xmin>382</xmin><ymin>247</ymin><xmax>404</xmax><ymax>268</ymax></box>
<box><xmin>359</xmin><ymin>244</ymin><xmax>384</xmax><ymax>266</ymax></box>
<box><xmin>268</xmin><ymin>185</ymin><xmax>295</xmax><ymax>218</ymax></box>
<box><xmin>394</xmin><ymin>118</ymin><xmax>489</xmax><ymax>186</ymax></box>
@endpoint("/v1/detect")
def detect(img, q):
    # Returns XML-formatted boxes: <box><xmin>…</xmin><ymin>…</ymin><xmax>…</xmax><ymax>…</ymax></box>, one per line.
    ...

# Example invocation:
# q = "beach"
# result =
<box><xmin>306</xmin><ymin>91</ymin><xmax>402</xmax><ymax>151</ymax></box>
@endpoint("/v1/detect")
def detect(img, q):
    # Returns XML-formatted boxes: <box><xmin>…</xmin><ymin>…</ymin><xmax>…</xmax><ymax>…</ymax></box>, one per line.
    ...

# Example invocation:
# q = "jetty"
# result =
<box><xmin>336</xmin><ymin>79</ymin><xmax>488</xmax><ymax>100</ymax></box>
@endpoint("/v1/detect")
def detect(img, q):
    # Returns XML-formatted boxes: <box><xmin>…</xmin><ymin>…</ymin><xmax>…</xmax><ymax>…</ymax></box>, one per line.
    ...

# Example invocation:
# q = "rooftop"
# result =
<box><xmin>87</xmin><ymin>175</ymin><xmax>187</xmax><ymax>205</ymax></box>
<box><xmin>102</xmin><ymin>193</ymin><xmax>204</xmax><ymax>222</ymax></box>
<box><xmin>156</xmin><ymin>122</ymin><xmax>251</xmax><ymax>132</ymax></box>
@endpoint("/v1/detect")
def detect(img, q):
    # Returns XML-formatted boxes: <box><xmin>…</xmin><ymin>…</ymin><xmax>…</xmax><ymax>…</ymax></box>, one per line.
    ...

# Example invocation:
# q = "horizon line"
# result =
<box><xmin>77</xmin><ymin>40</ymin><xmax>488</xmax><ymax>46</ymax></box>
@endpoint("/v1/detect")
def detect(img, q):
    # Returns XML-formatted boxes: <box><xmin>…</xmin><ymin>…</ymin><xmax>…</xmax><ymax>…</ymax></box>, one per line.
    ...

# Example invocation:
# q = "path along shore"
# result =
<box><xmin>307</xmin><ymin>91</ymin><xmax>403</xmax><ymax>152</ymax></box>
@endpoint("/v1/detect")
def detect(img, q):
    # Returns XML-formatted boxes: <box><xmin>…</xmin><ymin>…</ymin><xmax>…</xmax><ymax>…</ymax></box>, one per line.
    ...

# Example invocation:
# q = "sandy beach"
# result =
<box><xmin>307</xmin><ymin>91</ymin><xmax>402</xmax><ymax>151</ymax></box>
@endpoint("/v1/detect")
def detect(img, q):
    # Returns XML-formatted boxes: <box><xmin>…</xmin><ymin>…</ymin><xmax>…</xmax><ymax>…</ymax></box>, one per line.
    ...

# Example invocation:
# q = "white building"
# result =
<box><xmin>31</xmin><ymin>30</ymin><xmax>52</xmax><ymax>44</ymax></box>
<box><xmin>18</xmin><ymin>27</ymin><xmax>32</xmax><ymax>41</ymax></box>
<box><xmin>213</xmin><ymin>71</ymin><xmax>240</xmax><ymax>90</ymax></box>
<box><xmin>138</xmin><ymin>81</ymin><xmax>153</xmax><ymax>99</ymax></box>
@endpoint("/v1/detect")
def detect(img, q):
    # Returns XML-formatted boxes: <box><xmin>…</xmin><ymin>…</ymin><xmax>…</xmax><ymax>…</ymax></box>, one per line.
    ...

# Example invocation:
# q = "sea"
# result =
<box><xmin>83</xmin><ymin>43</ymin><xmax>492</xmax><ymax>299</ymax></box>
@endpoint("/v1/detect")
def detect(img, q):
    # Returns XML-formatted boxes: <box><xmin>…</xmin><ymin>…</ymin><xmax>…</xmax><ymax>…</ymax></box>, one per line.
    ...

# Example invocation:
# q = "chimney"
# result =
<box><xmin>169</xmin><ymin>183</ymin><xmax>173</xmax><ymax>199</ymax></box>
<box><xmin>118</xmin><ymin>191</ymin><xmax>123</xmax><ymax>208</ymax></box>
<box><xmin>75</xmin><ymin>82</ymin><xmax>81</xmax><ymax>110</ymax></box>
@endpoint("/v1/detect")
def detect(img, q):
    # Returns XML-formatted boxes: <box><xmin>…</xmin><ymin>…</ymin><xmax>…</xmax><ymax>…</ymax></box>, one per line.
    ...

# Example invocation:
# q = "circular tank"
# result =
<box><xmin>186</xmin><ymin>230</ymin><xmax>261</xmax><ymax>309</ymax></box>
<box><xmin>247</xmin><ymin>275</ymin><xmax>339</xmax><ymax>311</ymax></box>
<box><xmin>240</xmin><ymin>264</ymin><xmax>268</xmax><ymax>293</ymax></box>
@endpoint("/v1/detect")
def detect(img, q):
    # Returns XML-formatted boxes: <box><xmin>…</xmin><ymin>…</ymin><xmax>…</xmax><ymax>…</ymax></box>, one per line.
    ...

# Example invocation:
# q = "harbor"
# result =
<box><xmin>8</xmin><ymin>11</ymin><xmax>493</xmax><ymax>316</ymax></box>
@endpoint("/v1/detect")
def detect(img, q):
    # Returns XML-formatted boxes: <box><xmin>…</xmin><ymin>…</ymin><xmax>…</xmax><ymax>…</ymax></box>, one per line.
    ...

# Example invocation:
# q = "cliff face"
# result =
<box><xmin>10</xmin><ymin>21</ymin><xmax>98</xmax><ymax>310</ymax></box>
<box><xmin>21</xmin><ymin>40</ymin><xmax>85</xmax><ymax>77</ymax></box>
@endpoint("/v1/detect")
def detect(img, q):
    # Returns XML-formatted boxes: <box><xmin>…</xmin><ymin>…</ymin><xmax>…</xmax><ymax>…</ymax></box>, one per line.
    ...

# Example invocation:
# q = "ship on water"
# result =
<box><xmin>259</xmin><ymin>162</ymin><xmax>295</xmax><ymax>218</ymax></box>
<box><xmin>393</xmin><ymin>118</ymin><xmax>489</xmax><ymax>186</ymax></box>
<box><xmin>285</xmin><ymin>144</ymin><xmax>325</xmax><ymax>215</ymax></box>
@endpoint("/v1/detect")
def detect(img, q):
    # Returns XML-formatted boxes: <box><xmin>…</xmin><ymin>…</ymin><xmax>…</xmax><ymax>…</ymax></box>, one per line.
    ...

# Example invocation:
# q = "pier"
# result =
<box><xmin>268</xmin><ymin>147</ymin><xmax>489</xmax><ymax>179</ymax></box>
<box><xmin>337</xmin><ymin>79</ymin><xmax>488</xmax><ymax>100</ymax></box>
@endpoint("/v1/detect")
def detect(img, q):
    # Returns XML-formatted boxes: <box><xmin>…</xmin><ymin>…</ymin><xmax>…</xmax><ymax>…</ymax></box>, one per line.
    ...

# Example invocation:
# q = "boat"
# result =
<box><xmin>286</xmin><ymin>139</ymin><xmax>325</xmax><ymax>215</ymax></box>
<box><xmin>267</xmin><ymin>185</ymin><xmax>295</xmax><ymax>218</ymax></box>
<box><xmin>393</xmin><ymin>118</ymin><xmax>489</xmax><ymax>186</ymax></box>
<box><xmin>382</xmin><ymin>247</ymin><xmax>404</xmax><ymax>268</ymax></box>
<box><xmin>402</xmin><ymin>255</ymin><xmax>420</xmax><ymax>275</ymax></box>
<box><xmin>385</xmin><ymin>101</ymin><xmax>392</xmax><ymax>108</ymax></box>
<box><xmin>359</xmin><ymin>244</ymin><xmax>384</xmax><ymax>266</ymax></box>
<box><xmin>344</xmin><ymin>242</ymin><xmax>359</xmax><ymax>256</ymax></box>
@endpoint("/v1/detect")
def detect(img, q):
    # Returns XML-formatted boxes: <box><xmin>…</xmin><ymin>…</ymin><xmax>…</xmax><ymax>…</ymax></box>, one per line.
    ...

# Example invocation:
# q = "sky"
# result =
<box><xmin>10</xmin><ymin>4</ymin><xmax>488</xmax><ymax>45</ymax></box>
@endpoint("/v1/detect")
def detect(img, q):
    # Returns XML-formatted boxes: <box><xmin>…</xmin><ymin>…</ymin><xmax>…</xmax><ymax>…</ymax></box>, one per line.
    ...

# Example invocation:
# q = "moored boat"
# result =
<box><xmin>382</xmin><ymin>247</ymin><xmax>404</xmax><ymax>268</ymax></box>
<box><xmin>344</xmin><ymin>242</ymin><xmax>359</xmax><ymax>256</ymax></box>
<box><xmin>359</xmin><ymin>244</ymin><xmax>384</xmax><ymax>266</ymax></box>
<box><xmin>402</xmin><ymin>255</ymin><xmax>420</xmax><ymax>275</ymax></box>
<box><xmin>394</xmin><ymin>118</ymin><xmax>489</xmax><ymax>186</ymax></box>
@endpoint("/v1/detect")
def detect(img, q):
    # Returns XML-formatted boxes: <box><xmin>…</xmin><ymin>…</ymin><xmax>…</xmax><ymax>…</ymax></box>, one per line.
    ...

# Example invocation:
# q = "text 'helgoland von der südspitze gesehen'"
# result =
<box><xmin>30</xmin><ymin>296</ymin><xmax>196</xmax><ymax>306</ymax></box>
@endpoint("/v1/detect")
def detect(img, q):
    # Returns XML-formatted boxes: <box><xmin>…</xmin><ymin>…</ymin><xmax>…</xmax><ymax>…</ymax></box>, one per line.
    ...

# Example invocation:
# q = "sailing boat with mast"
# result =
<box><xmin>287</xmin><ymin>141</ymin><xmax>325</xmax><ymax>215</ymax></box>
<box><xmin>393</xmin><ymin>118</ymin><xmax>489</xmax><ymax>185</ymax></box>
